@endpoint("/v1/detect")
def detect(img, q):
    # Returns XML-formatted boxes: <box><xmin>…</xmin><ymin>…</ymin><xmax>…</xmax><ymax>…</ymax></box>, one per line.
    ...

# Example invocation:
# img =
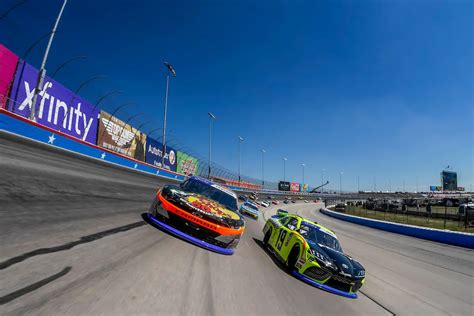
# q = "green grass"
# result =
<box><xmin>341</xmin><ymin>205</ymin><xmax>473</xmax><ymax>233</ymax></box>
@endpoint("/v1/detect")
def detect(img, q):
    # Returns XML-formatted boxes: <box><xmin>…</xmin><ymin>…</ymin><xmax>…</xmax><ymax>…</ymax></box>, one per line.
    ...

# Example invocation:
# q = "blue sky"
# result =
<box><xmin>1</xmin><ymin>0</ymin><xmax>472</xmax><ymax>191</ymax></box>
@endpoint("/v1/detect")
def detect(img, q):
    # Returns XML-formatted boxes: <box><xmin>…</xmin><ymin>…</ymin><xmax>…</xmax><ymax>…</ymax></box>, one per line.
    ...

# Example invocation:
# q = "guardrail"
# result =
<box><xmin>320</xmin><ymin>208</ymin><xmax>474</xmax><ymax>249</ymax></box>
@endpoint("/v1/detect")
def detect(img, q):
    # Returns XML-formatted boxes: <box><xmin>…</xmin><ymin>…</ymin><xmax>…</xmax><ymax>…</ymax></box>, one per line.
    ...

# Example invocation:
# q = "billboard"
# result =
<box><xmin>176</xmin><ymin>151</ymin><xmax>199</xmax><ymax>176</ymax></box>
<box><xmin>278</xmin><ymin>181</ymin><xmax>290</xmax><ymax>191</ymax></box>
<box><xmin>441</xmin><ymin>170</ymin><xmax>457</xmax><ymax>191</ymax></box>
<box><xmin>0</xmin><ymin>44</ymin><xmax>19</xmax><ymax>109</ymax></box>
<box><xmin>145</xmin><ymin>137</ymin><xmax>177</xmax><ymax>171</ymax></box>
<box><xmin>457</xmin><ymin>187</ymin><xmax>465</xmax><ymax>192</ymax></box>
<box><xmin>7</xmin><ymin>60</ymin><xmax>99</xmax><ymax>144</ymax></box>
<box><xmin>302</xmin><ymin>183</ymin><xmax>309</xmax><ymax>192</ymax></box>
<box><xmin>290</xmin><ymin>182</ymin><xmax>300</xmax><ymax>192</ymax></box>
<box><xmin>430</xmin><ymin>186</ymin><xmax>439</xmax><ymax>191</ymax></box>
<box><xmin>97</xmin><ymin>111</ymin><xmax>146</xmax><ymax>161</ymax></box>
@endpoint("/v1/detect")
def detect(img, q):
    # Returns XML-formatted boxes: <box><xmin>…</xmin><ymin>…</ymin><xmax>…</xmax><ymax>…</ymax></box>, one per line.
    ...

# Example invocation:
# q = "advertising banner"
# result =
<box><xmin>7</xmin><ymin>60</ymin><xmax>99</xmax><ymax>144</ymax></box>
<box><xmin>430</xmin><ymin>186</ymin><xmax>437</xmax><ymax>192</ymax></box>
<box><xmin>0</xmin><ymin>44</ymin><xmax>19</xmax><ymax>109</ymax></box>
<box><xmin>290</xmin><ymin>182</ymin><xmax>300</xmax><ymax>192</ymax></box>
<box><xmin>278</xmin><ymin>181</ymin><xmax>290</xmax><ymax>191</ymax></box>
<box><xmin>145</xmin><ymin>137</ymin><xmax>177</xmax><ymax>171</ymax></box>
<box><xmin>302</xmin><ymin>183</ymin><xmax>309</xmax><ymax>192</ymax></box>
<box><xmin>177</xmin><ymin>151</ymin><xmax>199</xmax><ymax>176</ymax></box>
<box><xmin>457</xmin><ymin>187</ymin><xmax>465</xmax><ymax>192</ymax></box>
<box><xmin>97</xmin><ymin>111</ymin><xmax>146</xmax><ymax>161</ymax></box>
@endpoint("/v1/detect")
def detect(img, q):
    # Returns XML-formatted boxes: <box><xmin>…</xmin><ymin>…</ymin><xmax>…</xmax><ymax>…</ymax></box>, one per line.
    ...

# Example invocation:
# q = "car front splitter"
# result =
<box><xmin>146</xmin><ymin>213</ymin><xmax>234</xmax><ymax>255</ymax></box>
<box><xmin>292</xmin><ymin>270</ymin><xmax>358</xmax><ymax>299</ymax></box>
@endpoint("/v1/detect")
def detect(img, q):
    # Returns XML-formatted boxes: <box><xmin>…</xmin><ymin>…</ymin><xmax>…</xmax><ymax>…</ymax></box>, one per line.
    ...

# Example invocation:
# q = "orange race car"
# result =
<box><xmin>147</xmin><ymin>176</ymin><xmax>245</xmax><ymax>255</ymax></box>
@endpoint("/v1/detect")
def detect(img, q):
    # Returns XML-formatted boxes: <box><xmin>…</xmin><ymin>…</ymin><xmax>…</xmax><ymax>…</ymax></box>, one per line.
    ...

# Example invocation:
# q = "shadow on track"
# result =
<box><xmin>0</xmin><ymin>266</ymin><xmax>72</xmax><ymax>305</ymax></box>
<box><xmin>0</xmin><ymin>221</ymin><xmax>145</xmax><ymax>270</ymax></box>
<box><xmin>252</xmin><ymin>237</ymin><xmax>292</xmax><ymax>276</ymax></box>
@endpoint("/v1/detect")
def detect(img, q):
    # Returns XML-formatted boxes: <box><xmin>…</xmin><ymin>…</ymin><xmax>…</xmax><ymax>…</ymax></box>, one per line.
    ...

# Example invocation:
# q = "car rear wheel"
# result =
<box><xmin>287</xmin><ymin>246</ymin><xmax>299</xmax><ymax>272</ymax></box>
<box><xmin>263</xmin><ymin>229</ymin><xmax>272</xmax><ymax>247</ymax></box>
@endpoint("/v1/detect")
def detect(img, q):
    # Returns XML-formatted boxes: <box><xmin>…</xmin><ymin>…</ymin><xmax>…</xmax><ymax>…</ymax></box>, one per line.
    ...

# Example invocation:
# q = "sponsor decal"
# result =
<box><xmin>145</xmin><ymin>136</ymin><xmax>177</xmax><ymax>171</ymax></box>
<box><xmin>183</xmin><ymin>195</ymin><xmax>240</xmax><ymax>220</ymax></box>
<box><xmin>0</xmin><ymin>44</ymin><xmax>19</xmax><ymax>109</ymax></box>
<box><xmin>97</xmin><ymin>111</ymin><xmax>146</xmax><ymax>161</ymax></box>
<box><xmin>297</xmin><ymin>257</ymin><xmax>306</xmax><ymax>266</ymax></box>
<box><xmin>177</xmin><ymin>151</ymin><xmax>199</xmax><ymax>176</ymax></box>
<box><xmin>7</xmin><ymin>60</ymin><xmax>99</xmax><ymax>144</ymax></box>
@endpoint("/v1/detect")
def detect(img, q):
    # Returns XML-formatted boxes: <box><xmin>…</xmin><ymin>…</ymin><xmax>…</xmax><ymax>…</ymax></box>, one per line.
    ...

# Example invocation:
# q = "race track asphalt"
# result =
<box><xmin>1</xmin><ymin>132</ymin><xmax>473</xmax><ymax>315</ymax></box>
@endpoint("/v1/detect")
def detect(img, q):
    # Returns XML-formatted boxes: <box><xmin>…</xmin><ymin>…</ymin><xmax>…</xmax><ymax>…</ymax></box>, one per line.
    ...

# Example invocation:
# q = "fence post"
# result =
<box><xmin>444</xmin><ymin>205</ymin><xmax>447</xmax><ymax>229</ymax></box>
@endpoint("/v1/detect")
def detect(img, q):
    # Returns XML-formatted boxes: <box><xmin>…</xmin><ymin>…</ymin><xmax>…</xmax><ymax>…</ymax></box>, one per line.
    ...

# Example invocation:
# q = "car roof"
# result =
<box><xmin>285</xmin><ymin>215</ymin><xmax>337</xmax><ymax>239</ymax></box>
<box><xmin>188</xmin><ymin>176</ymin><xmax>237</xmax><ymax>199</ymax></box>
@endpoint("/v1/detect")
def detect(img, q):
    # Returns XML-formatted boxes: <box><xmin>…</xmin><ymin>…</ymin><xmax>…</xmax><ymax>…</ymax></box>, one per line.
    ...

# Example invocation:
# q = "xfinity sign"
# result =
<box><xmin>8</xmin><ymin>61</ymin><xmax>99</xmax><ymax>144</ymax></box>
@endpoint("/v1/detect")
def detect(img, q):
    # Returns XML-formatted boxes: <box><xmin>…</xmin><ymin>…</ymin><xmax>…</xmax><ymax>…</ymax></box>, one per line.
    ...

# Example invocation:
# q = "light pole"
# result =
<box><xmin>357</xmin><ymin>175</ymin><xmax>360</xmax><ymax>192</ymax></box>
<box><xmin>283</xmin><ymin>157</ymin><xmax>287</xmax><ymax>181</ymax></box>
<box><xmin>302</xmin><ymin>163</ymin><xmax>306</xmax><ymax>186</ymax></box>
<box><xmin>340</xmin><ymin>172</ymin><xmax>344</xmax><ymax>194</ymax></box>
<box><xmin>238</xmin><ymin>136</ymin><xmax>244</xmax><ymax>185</ymax></box>
<box><xmin>29</xmin><ymin>0</ymin><xmax>68</xmax><ymax>121</ymax></box>
<box><xmin>261</xmin><ymin>149</ymin><xmax>266</xmax><ymax>187</ymax></box>
<box><xmin>322</xmin><ymin>169</ymin><xmax>325</xmax><ymax>193</ymax></box>
<box><xmin>208</xmin><ymin>112</ymin><xmax>216</xmax><ymax>179</ymax></box>
<box><xmin>162</xmin><ymin>62</ymin><xmax>176</xmax><ymax>167</ymax></box>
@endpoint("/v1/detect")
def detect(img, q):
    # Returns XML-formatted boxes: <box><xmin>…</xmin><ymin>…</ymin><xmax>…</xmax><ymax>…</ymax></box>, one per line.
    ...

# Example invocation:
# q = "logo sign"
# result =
<box><xmin>145</xmin><ymin>136</ymin><xmax>177</xmax><ymax>171</ymax></box>
<box><xmin>177</xmin><ymin>151</ymin><xmax>199</xmax><ymax>176</ymax></box>
<box><xmin>0</xmin><ymin>44</ymin><xmax>19</xmax><ymax>109</ymax></box>
<box><xmin>290</xmin><ymin>182</ymin><xmax>300</xmax><ymax>192</ymax></box>
<box><xmin>278</xmin><ymin>181</ymin><xmax>290</xmax><ymax>191</ymax></box>
<box><xmin>97</xmin><ymin>111</ymin><xmax>146</xmax><ymax>161</ymax></box>
<box><xmin>7</xmin><ymin>60</ymin><xmax>99</xmax><ymax>144</ymax></box>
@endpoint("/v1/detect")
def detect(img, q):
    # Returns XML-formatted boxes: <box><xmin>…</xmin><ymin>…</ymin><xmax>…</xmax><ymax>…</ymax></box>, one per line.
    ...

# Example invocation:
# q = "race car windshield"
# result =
<box><xmin>244</xmin><ymin>203</ymin><xmax>258</xmax><ymax>211</ymax></box>
<box><xmin>181</xmin><ymin>179</ymin><xmax>238</xmax><ymax>211</ymax></box>
<box><xmin>299</xmin><ymin>223</ymin><xmax>342</xmax><ymax>252</ymax></box>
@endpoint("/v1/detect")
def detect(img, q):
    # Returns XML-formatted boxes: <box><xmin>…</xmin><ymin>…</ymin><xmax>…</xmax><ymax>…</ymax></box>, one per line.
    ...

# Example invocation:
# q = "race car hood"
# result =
<box><xmin>161</xmin><ymin>185</ymin><xmax>244</xmax><ymax>229</ymax></box>
<box><xmin>241</xmin><ymin>205</ymin><xmax>259</xmax><ymax>215</ymax></box>
<box><xmin>312</xmin><ymin>244</ymin><xmax>365</xmax><ymax>279</ymax></box>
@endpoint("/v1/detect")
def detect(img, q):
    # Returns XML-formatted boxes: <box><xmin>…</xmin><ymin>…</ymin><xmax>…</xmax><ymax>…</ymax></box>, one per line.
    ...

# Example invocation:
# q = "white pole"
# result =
<box><xmin>29</xmin><ymin>0</ymin><xmax>68</xmax><ymax>121</ymax></box>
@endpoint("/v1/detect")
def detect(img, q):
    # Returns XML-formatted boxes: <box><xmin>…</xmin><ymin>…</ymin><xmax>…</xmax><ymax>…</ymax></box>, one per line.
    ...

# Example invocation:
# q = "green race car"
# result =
<box><xmin>262</xmin><ymin>210</ymin><xmax>366</xmax><ymax>298</ymax></box>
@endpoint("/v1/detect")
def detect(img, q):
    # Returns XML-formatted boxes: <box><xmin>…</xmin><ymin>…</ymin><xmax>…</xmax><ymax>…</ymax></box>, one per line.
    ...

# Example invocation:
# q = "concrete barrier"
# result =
<box><xmin>320</xmin><ymin>208</ymin><xmax>474</xmax><ymax>249</ymax></box>
<box><xmin>0</xmin><ymin>109</ymin><xmax>186</xmax><ymax>182</ymax></box>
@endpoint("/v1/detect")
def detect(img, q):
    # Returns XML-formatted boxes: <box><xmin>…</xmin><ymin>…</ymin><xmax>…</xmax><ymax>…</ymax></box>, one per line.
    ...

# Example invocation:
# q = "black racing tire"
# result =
<box><xmin>287</xmin><ymin>246</ymin><xmax>300</xmax><ymax>272</ymax></box>
<box><xmin>263</xmin><ymin>229</ymin><xmax>272</xmax><ymax>247</ymax></box>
